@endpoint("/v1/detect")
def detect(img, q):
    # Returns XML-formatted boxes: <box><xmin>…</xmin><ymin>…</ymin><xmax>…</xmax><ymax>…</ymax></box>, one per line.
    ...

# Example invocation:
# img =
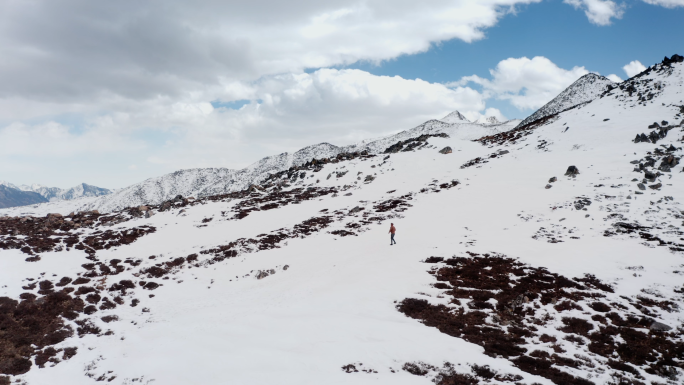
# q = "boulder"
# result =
<box><xmin>564</xmin><ymin>166</ymin><xmax>580</xmax><ymax>176</ymax></box>
<box><xmin>545</xmin><ymin>184</ymin><xmax>552</xmax><ymax>189</ymax></box>
<box><xmin>364</xmin><ymin>175</ymin><xmax>376</xmax><ymax>183</ymax></box>
<box><xmin>439</xmin><ymin>146</ymin><xmax>453</xmax><ymax>154</ymax></box>
<box><xmin>650</xmin><ymin>321</ymin><xmax>672</xmax><ymax>332</ymax></box>
<box><xmin>548</xmin><ymin>177</ymin><xmax>557</xmax><ymax>183</ymax></box>
<box><xmin>637</xmin><ymin>183</ymin><xmax>646</xmax><ymax>190</ymax></box>
<box><xmin>138</xmin><ymin>205</ymin><xmax>149</xmax><ymax>212</ymax></box>
<box><xmin>159</xmin><ymin>202</ymin><xmax>172</xmax><ymax>212</ymax></box>
<box><xmin>649</xmin><ymin>183</ymin><xmax>662</xmax><ymax>190</ymax></box>
<box><xmin>644</xmin><ymin>170</ymin><xmax>657</xmax><ymax>182</ymax></box>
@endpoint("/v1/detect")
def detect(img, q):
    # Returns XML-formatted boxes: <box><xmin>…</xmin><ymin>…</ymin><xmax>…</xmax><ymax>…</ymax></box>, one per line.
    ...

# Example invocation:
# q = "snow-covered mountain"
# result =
<box><xmin>0</xmin><ymin>181</ymin><xmax>112</xmax><ymax>208</ymax></box>
<box><xmin>516</xmin><ymin>73</ymin><xmax>616</xmax><ymax>128</ymax></box>
<box><xmin>21</xmin><ymin>183</ymin><xmax>112</xmax><ymax>202</ymax></box>
<box><xmin>1</xmin><ymin>54</ymin><xmax>684</xmax><ymax>385</ymax></box>
<box><xmin>0</xmin><ymin>185</ymin><xmax>48</xmax><ymax>209</ymax></box>
<box><xmin>439</xmin><ymin>110</ymin><xmax>470</xmax><ymax>123</ymax></box>
<box><xmin>0</xmin><ymin>115</ymin><xmax>519</xmax><ymax>215</ymax></box>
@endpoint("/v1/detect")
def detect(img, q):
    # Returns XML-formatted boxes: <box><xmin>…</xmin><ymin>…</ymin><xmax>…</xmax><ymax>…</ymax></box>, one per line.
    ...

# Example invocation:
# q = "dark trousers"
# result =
<box><xmin>390</xmin><ymin>233</ymin><xmax>396</xmax><ymax>244</ymax></box>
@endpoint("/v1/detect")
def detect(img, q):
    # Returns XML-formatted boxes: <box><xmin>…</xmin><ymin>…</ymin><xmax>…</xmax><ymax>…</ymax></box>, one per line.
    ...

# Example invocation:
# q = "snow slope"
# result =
<box><xmin>516</xmin><ymin>73</ymin><xmax>615</xmax><ymax>128</ymax></box>
<box><xmin>0</xmin><ymin>115</ymin><xmax>519</xmax><ymax>216</ymax></box>
<box><xmin>1</xmin><ymin>56</ymin><xmax>684</xmax><ymax>385</ymax></box>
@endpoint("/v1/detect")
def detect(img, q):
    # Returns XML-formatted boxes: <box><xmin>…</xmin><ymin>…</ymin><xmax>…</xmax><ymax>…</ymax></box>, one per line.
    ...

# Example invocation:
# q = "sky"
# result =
<box><xmin>0</xmin><ymin>0</ymin><xmax>683</xmax><ymax>189</ymax></box>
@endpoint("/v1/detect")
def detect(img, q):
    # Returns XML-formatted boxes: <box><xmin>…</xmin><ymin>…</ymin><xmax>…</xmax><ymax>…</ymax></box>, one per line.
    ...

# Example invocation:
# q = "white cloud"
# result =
<box><xmin>0</xmin><ymin>69</ymin><xmax>488</xmax><ymax>187</ymax></box>
<box><xmin>606</xmin><ymin>74</ymin><xmax>623</xmax><ymax>82</ymax></box>
<box><xmin>623</xmin><ymin>60</ymin><xmax>647</xmax><ymax>77</ymax></box>
<box><xmin>0</xmin><ymin>0</ymin><xmax>541</xmax><ymax>104</ymax></box>
<box><xmin>641</xmin><ymin>0</ymin><xmax>684</xmax><ymax>7</ymax></box>
<box><xmin>564</xmin><ymin>0</ymin><xmax>625</xmax><ymax>25</ymax></box>
<box><xmin>456</xmin><ymin>56</ymin><xmax>589</xmax><ymax>111</ymax></box>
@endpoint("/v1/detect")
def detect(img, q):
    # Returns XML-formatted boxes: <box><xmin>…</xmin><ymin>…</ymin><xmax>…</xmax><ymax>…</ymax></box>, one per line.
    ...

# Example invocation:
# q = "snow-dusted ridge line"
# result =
<box><xmin>516</xmin><ymin>73</ymin><xmax>615</xmax><ymax>129</ymax></box>
<box><xmin>0</xmin><ymin>181</ymin><xmax>111</xmax><ymax>206</ymax></box>
<box><xmin>0</xmin><ymin>116</ymin><xmax>519</xmax><ymax>215</ymax></box>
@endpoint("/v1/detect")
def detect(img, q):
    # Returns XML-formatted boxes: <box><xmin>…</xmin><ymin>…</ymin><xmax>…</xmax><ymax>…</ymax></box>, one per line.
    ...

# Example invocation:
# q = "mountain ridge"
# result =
<box><xmin>1</xmin><ymin>115</ymin><xmax>520</xmax><ymax>215</ymax></box>
<box><xmin>516</xmin><ymin>73</ymin><xmax>615</xmax><ymax>128</ymax></box>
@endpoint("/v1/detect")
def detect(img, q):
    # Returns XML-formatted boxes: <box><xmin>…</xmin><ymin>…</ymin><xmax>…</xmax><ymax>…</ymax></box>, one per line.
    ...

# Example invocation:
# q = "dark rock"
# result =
<box><xmin>574</xmin><ymin>198</ymin><xmax>591</xmax><ymax>210</ymax></box>
<box><xmin>564</xmin><ymin>166</ymin><xmax>579</xmax><ymax>176</ymax></box>
<box><xmin>255</xmin><ymin>270</ymin><xmax>272</xmax><ymax>280</ymax></box>
<box><xmin>439</xmin><ymin>146</ymin><xmax>452</xmax><ymax>154</ymax></box>
<box><xmin>649</xmin><ymin>321</ymin><xmax>672</xmax><ymax>332</ymax></box>
<box><xmin>545</xmin><ymin>184</ymin><xmax>552</xmax><ymax>189</ymax></box>
<box><xmin>364</xmin><ymin>175</ymin><xmax>376</xmax><ymax>183</ymax></box>
<box><xmin>649</xmin><ymin>183</ymin><xmax>662</xmax><ymax>190</ymax></box>
<box><xmin>661</xmin><ymin>120</ymin><xmax>669</xmax><ymax>126</ymax></box>
<box><xmin>637</xmin><ymin>183</ymin><xmax>646</xmax><ymax>190</ymax></box>
<box><xmin>548</xmin><ymin>177</ymin><xmax>557</xmax><ymax>183</ymax></box>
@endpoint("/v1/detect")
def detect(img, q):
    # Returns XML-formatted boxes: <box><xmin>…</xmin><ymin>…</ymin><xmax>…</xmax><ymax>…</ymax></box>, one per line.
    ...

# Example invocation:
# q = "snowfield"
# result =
<box><xmin>1</xmin><ymin>55</ymin><xmax>684</xmax><ymax>385</ymax></box>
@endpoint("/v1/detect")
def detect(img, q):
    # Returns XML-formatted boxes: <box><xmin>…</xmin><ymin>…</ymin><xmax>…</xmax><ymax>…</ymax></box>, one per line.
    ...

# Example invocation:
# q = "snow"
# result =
<box><xmin>0</xmin><ymin>182</ymin><xmax>112</xmax><ymax>205</ymax></box>
<box><xmin>1</xmin><ymin>59</ymin><xmax>684</xmax><ymax>384</ymax></box>
<box><xmin>439</xmin><ymin>110</ymin><xmax>470</xmax><ymax>123</ymax></box>
<box><xmin>516</xmin><ymin>73</ymin><xmax>615</xmax><ymax>128</ymax></box>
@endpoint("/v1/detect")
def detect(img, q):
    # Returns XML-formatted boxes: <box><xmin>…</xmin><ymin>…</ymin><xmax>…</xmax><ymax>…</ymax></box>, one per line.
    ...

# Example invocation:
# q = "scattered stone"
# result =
<box><xmin>438</xmin><ymin>146</ymin><xmax>453</xmax><ymax>154</ymax></box>
<box><xmin>637</xmin><ymin>183</ymin><xmax>646</xmax><ymax>190</ymax></box>
<box><xmin>564</xmin><ymin>166</ymin><xmax>580</xmax><ymax>176</ymax></box>
<box><xmin>643</xmin><ymin>170</ymin><xmax>658</xmax><ymax>182</ymax></box>
<box><xmin>549</xmin><ymin>177</ymin><xmax>557</xmax><ymax>183</ymax></box>
<box><xmin>545</xmin><ymin>184</ymin><xmax>552</xmax><ymax>189</ymax></box>
<box><xmin>649</xmin><ymin>183</ymin><xmax>662</xmax><ymax>190</ymax></box>
<box><xmin>255</xmin><ymin>269</ymin><xmax>276</xmax><ymax>280</ymax></box>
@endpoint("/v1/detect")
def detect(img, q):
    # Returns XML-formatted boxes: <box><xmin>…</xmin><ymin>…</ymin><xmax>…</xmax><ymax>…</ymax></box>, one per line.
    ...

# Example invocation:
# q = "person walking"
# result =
<box><xmin>389</xmin><ymin>223</ymin><xmax>396</xmax><ymax>245</ymax></box>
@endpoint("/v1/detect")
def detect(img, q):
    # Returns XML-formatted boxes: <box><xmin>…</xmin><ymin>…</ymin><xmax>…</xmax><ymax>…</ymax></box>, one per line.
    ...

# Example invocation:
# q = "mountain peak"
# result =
<box><xmin>516</xmin><ymin>72</ymin><xmax>615</xmax><ymax>128</ymax></box>
<box><xmin>439</xmin><ymin>110</ymin><xmax>470</xmax><ymax>123</ymax></box>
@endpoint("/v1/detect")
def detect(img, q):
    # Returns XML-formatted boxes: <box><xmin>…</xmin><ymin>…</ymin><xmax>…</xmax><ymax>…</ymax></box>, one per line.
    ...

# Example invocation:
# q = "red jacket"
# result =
<box><xmin>389</xmin><ymin>225</ymin><xmax>396</xmax><ymax>234</ymax></box>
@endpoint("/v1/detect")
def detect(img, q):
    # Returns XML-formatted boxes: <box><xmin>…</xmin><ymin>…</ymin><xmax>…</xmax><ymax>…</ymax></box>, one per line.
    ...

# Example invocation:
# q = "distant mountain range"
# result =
<box><xmin>0</xmin><ymin>182</ymin><xmax>111</xmax><ymax>209</ymax></box>
<box><xmin>0</xmin><ymin>114</ymin><xmax>519</xmax><ymax>215</ymax></box>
